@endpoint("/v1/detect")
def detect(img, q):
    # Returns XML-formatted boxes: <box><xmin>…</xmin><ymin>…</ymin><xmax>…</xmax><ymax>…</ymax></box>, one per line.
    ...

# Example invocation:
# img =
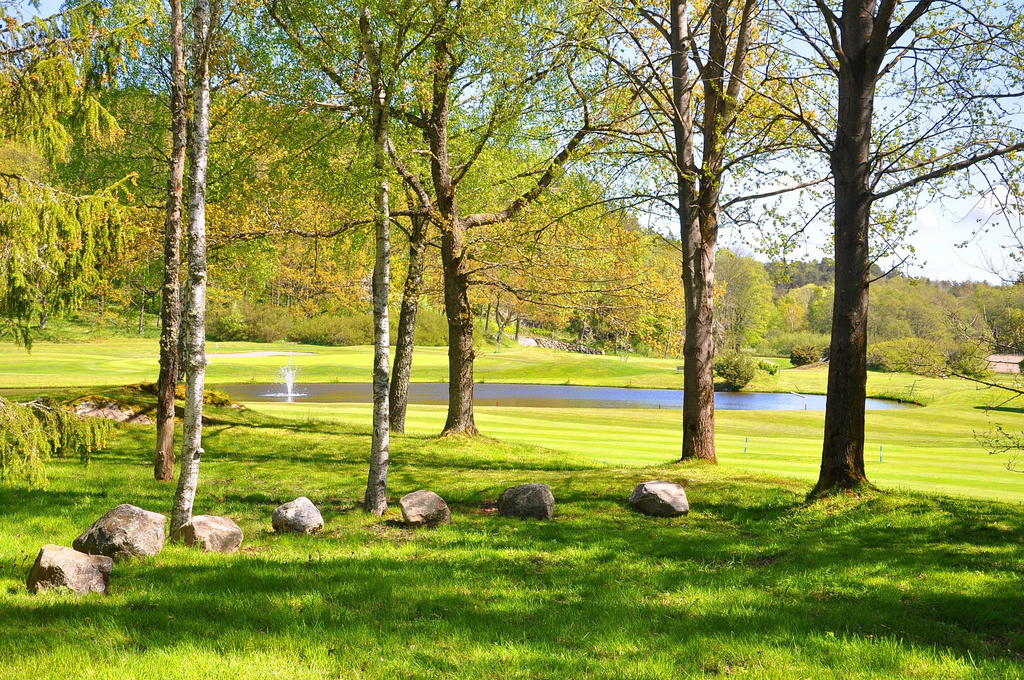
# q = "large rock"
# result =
<box><xmin>73</xmin><ymin>504</ymin><xmax>167</xmax><ymax>559</ymax></box>
<box><xmin>628</xmin><ymin>481</ymin><xmax>689</xmax><ymax>517</ymax></box>
<box><xmin>497</xmin><ymin>483</ymin><xmax>555</xmax><ymax>520</ymax></box>
<box><xmin>272</xmin><ymin>497</ymin><xmax>324</xmax><ymax>534</ymax></box>
<box><xmin>27</xmin><ymin>544</ymin><xmax>113</xmax><ymax>595</ymax></box>
<box><xmin>171</xmin><ymin>515</ymin><xmax>244</xmax><ymax>553</ymax></box>
<box><xmin>400</xmin><ymin>490</ymin><xmax>452</xmax><ymax>528</ymax></box>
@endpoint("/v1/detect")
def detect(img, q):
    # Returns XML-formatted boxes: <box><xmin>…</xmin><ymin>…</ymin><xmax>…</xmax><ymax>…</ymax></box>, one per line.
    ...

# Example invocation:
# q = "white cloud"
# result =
<box><xmin>915</xmin><ymin>207</ymin><xmax>940</xmax><ymax>230</ymax></box>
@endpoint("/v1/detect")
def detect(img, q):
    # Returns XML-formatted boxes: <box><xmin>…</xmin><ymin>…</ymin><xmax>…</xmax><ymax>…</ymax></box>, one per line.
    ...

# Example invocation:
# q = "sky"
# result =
<box><xmin>14</xmin><ymin>0</ymin><xmax>1023</xmax><ymax>285</ymax></box>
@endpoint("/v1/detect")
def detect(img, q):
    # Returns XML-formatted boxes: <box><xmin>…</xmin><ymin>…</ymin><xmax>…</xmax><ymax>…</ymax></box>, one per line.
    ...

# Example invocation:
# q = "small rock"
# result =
<box><xmin>497</xmin><ymin>483</ymin><xmax>555</xmax><ymax>519</ymax></box>
<box><xmin>171</xmin><ymin>515</ymin><xmax>244</xmax><ymax>553</ymax></box>
<box><xmin>26</xmin><ymin>544</ymin><xmax>113</xmax><ymax>595</ymax></box>
<box><xmin>272</xmin><ymin>497</ymin><xmax>324</xmax><ymax>534</ymax></box>
<box><xmin>629</xmin><ymin>481</ymin><xmax>689</xmax><ymax>517</ymax></box>
<box><xmin>400</xmin><ymin>490</ymin><xmax>452</xmax><ymax>528</ymax></box>
<box><xmin>73</xmin><ymin>504</ymin><xmax>167</xmax><ymax>559</ymax></box>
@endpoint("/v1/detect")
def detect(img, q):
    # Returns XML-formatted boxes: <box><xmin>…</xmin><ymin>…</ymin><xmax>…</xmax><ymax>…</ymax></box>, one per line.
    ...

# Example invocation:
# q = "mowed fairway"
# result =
<box><xmin>251</xmin><ymin>400</ymin><xmax>1024</xmax><ymax>504</ymax></box>
<box><xmin>3</xmin><ymin>338</ymin><xmax>1023</xmax><ymax>503</ymax></box>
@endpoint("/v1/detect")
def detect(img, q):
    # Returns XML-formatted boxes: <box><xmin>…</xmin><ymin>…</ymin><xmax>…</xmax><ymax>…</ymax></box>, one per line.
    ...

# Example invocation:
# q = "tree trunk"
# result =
<box><xmin>814</xmin><ymin>10</ymin><xmax>878</xmax><ymax>494</ymax></box>
<box><xmin>389</xmin><ymin>215</ymin><xmax>427</xmax><ymax>433</ymax></box>
<box><xmin>672</xmin><ymin>0</ymin><xmax>716</xmax><ymax>463</ymax></box>
<box><xmin>427</xmin><ymin>34</ymin><xmax>478</xmax><ymax>437</ymax></box>
<box><xmin>137</xmin><ymin>297</ymin><xmax>146</xmax><ymax>335</ymax></box>
<box><xmin>441</xmin><ymin>225</ymin><xmax>478</xmax><ymax>435</ymax></box>
<box><xmin>155</xmin><ymin>0</ymin><xmax>186</xmax><ymax>482</ymax></box>
<box><xmin>171</xmin><ymin>0</ymin><xmax>213</xmax><ymax>535</ymax></box>
<box><xmin>515</xmin><ymin>315</ymin><xmax>520</xmax><ymax>340</ymax></box>
<box><xmin>359</xmin><ymin>9</ymin><xmax>391</xmax><ymax>516</ymax></box>
<box><xmin>39</xmin><ymin>296</ymin><xmax>47</xmax><ymax>330</ymax></box>
<box><xmin>484</xmin><ymin>302</ymin><xmax>491</xmax><ymax>333</ymax></box>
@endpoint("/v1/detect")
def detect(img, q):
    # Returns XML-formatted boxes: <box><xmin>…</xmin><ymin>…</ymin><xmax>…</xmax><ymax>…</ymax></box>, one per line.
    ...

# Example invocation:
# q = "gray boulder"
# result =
<box><xmin>73</xmin><ymin>504</ymin><xmax>167</xmax><ymax>559</ymax></box>
<box><xmin>272</xmin><ymin>497</ymin><xmax>324</xmax><ymax>534</ymax></box>
<box><xmin>171</xmin><ymin>515</ymin><xmax>244</xmax><ymax>553</ymax></box>
<box><xmin>27</xmin><ymin>544</ymin><xmax>113</xmax><ymax>595</ymax></box>
<box><xmin>400</xmin><ymin>490</ymin><xmax>452</xmax><ymax>528</ymax></box>
<box><xmin>497</xmin><ymin>483</ymin><xmax>555</xmax><ymax>519</ymax></box>
<box><xmin>629</xmin><ymin>481</ymin><xmax>689</xmax><ymax>517</ymax></box>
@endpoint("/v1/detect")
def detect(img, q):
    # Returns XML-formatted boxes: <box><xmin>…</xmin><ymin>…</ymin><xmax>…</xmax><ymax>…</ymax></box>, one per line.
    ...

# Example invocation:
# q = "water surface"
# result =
<box><xmin>221</xmin><ymin>382</ymin><xmax>909</xmax><ymax>410</ymax></box>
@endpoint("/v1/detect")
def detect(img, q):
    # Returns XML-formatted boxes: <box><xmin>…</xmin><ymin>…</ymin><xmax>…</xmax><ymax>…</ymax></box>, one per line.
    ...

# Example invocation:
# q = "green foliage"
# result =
<box><xmin>208</xmin><ymin>302</ymin><xmax>294</xmax><ymax>343</ymax></box>
<box><xmin>866</xmin><ymin>338</ymin><xmax>941</xmax><ymax>375</ymax></box>
<box><xmin>206</xmin><ymin>304</ymin><xmax>452</xmax><ymax>347</ymax></box>
<box><xmin>715</xmin><ymin>251</ymin><xmax>773</xmax><ymax>350</ymax></box>
<box><xmin>945</xmin><ymin>342</ymin><xmax>991</xmax><ymax>379</ymax></box>
<box><xmin>713</xmin><ymin>351</ymin><xmax>757</xmax><ymax>390</ymax></box>
<box><xmin>0</xmin><ymin>3</ymin><xmax>140</xmax><ymax>347</ymax></box>
<box><xmin>757</xmin><ymin>359</ymin><xmax>779</xmax><ymax>376</ymax></box>
<box><xmin>790</xmin><ymin>344</ymin><xmax>822</xmax><ymax>366</ymax></box>
<box><xmin>756</xmin><ymin>330</ymin><xmax>831</xmax><ymax>357</ymax></box>
<box><xmin>287</xmin><ymin>314</ymin><xmax>374</xmax><ymax>347</ymax></box>
<box><xmin>0</xmin><ymin>396</ymin><xmax>116</xmax><ymax>487</ymax></box>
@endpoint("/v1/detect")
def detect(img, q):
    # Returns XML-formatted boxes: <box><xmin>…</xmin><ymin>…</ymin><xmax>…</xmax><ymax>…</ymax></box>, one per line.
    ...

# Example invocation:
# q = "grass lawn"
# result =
<box><xmin>3</xmin><ymin>337</ymin><xmax>1022</xmax><ymax>504</ymax></box>
<box><xmin>2</xmin><ymin>406</ymin><xmax>1024</xmax><ymax>678</ymax></box>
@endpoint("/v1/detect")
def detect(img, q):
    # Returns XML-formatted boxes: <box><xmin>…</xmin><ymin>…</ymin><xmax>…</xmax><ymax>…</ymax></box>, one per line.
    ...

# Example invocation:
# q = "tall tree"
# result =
<box><xmin>170</xmin><ymin>0</ymin><xmax>217</xmax><ymax>534</ymax></box>
<box><xmin>154</xmin><ymin>0</ymin><xmax>187</xmax><ymax>482</ymax></box>
<box><xmin>777</xmin><ymin>0</ymin><xmax>1024</xmax><ymax>493</ymax></box>
<box><xmin>0</xmin><ymin>2</ymin><xmax>134</xmax><ymax>346</ymax></box>
<box><xmin>356</xmin><ymin>7</ymin><xmax>392</xmax><ymax>516</ymax></box>
<box><xmin>388</xmin><ymin>0</ymin><xmax>621</xmax><ymax>435</ymax></box>
<box><xmin>593</xmin><ymin>0</ymin><xmax>796</xmax><ymax>461</ymax></box>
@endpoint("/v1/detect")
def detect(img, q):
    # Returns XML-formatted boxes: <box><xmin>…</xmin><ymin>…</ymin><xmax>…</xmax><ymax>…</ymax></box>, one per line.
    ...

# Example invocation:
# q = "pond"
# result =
<box><xmin>219</xmin><ymin>382</ymin><xmax>911</xmax><ymax>410</ymax></box>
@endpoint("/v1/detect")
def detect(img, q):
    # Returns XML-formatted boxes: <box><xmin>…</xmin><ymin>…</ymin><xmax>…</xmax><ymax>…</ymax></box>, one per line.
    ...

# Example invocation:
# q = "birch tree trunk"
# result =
<box><xmin>389</xmin><ymin>215</ymin><xmax>427</xmax><ymax>433</ymax></box>
<box><xmin>170</xmin><ymin>0</ymin><xmax>213</xmax><ymax>535</ymax></box>
<box><xmin>154</xmin><ymin>0</ymin><xmax>187</xmax><ymax>482</ymax></box>
<box><xmin>359</xmin><ymin>8</ymin><xmax>391</xmax><ymax>516</ymax></box>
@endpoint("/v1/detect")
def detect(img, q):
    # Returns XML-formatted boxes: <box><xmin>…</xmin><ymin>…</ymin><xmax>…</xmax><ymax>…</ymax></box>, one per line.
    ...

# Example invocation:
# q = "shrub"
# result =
<box><xmin>287</xmin><ymin>314</ymin><xmax>373</xmax><ymax>346</ymax></box>
<box><xmin>406</xmin><ymin>308</ymin><xmax>448</xmax><ymax>346</ymax></box>
<box><xmin>946</xmin><ymin>342</ymin><xmax>991</xmax><ymax>379</ymax></box>
<box><xmin>207</xmin><ymin>303</ymin><xmax>249</xmax><ymax>341</ymax></box>
<box><xmin>713</xmin><ymin>351</ymin><xmax>757</xmax><ymax>390</ymax></box>
<box><xmin>866</xmin><ymin>338</ymin><xmax>939</xmax><ymax>374</ymax></box>
<box><xmin>755</xmin><ymin>331</ymin><xmax>830</xmax><ymax>357</ymax></box>
<box><xmin>207</xmin><ymin>302</ymin><xmax>293</xmax><ymax>343</ymax></box>
<box><xmin>790</xmin><ymin>345</ymin><xmax>821</xmax><ymax>366</ymax></box>
<box><xmin>244</xmin><ymin>305</ymin><xmax>293</xmax><ymax>343</ymax></box>
<box><xmin>758</xmin><ymin>359</ymin><xmax>779</xmax><ymax>376</ymax></box>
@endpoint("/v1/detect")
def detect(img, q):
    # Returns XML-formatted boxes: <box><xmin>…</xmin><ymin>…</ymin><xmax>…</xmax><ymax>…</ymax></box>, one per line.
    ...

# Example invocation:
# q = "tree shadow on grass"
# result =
<box><xmin>3</xmin><ymin>506</ymin><xmax>1023</xmax><ymax>675</ymax></box>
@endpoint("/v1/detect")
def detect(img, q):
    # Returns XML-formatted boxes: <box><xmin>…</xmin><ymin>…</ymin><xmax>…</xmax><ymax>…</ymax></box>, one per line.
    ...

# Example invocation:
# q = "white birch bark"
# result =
<box><xmin>170</xmin><ymin>0</ymin><xmax>213</xmax><ymax>534</ymax></box>
<box><xmin>359</xmin><ymin>8</ymin><xmax>391</xmax><ymax>516</ymax></box>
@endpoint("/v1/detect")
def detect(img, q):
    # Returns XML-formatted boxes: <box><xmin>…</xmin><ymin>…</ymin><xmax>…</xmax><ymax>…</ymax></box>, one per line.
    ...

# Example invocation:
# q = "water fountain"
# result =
<box><xmin>277</xmin><ymin>354</ymin><xmax>301</xmax><ymax>402</ymax></box>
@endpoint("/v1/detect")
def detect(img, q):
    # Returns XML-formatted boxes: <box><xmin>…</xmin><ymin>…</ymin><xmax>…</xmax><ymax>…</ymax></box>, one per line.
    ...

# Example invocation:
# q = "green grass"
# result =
<box><xmin>2</xmin><ymin>408</ymin><xmax>1024</xmax><ymax>678</ymax></box>
<box><xmin>247</xmin><ymin>400</ymin><xmax>1024</xmax><ymax>504</ymax></box>
<box><xmin>3</xmin><ymin>338</ymin><xmax>1024</xmax><ymax>504</ymax></box>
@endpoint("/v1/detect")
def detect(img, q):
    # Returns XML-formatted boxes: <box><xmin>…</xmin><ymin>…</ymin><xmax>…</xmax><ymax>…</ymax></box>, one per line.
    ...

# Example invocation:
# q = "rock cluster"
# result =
<box><xmin>272</xmin><ymin>497</ymin><xmax>324</xmax><ymax>534</ymax></box>
<box><xmin>498</xmin><ymin>483</ymin><xmax>556</xmax><ymax>519</ymax></box>
<box><xmin>73</xmin><ymin>504</ymin><xmax>167</xmax><ymax>559</ymax></box>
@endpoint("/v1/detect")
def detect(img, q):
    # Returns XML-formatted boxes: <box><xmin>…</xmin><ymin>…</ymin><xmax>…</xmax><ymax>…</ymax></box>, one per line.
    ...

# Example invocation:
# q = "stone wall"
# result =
<box><xmin>518</xmin><ymin>337</ymin><xmax>604</xmax><ymax>355</ymax></box>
